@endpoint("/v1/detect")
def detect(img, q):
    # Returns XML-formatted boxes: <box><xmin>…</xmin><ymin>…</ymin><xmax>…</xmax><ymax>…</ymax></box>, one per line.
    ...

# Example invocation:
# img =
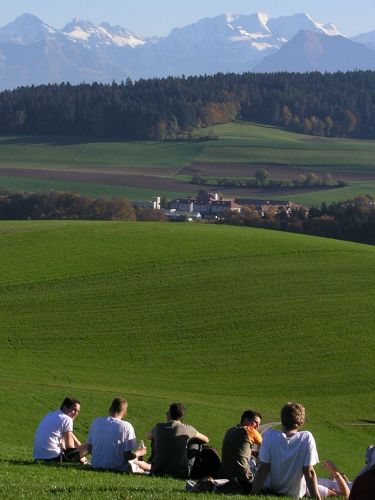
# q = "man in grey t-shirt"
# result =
<box><xmin>148</xmin><ymin>402</ymin><xmax>209</xmax><ymax>478</ymax></box>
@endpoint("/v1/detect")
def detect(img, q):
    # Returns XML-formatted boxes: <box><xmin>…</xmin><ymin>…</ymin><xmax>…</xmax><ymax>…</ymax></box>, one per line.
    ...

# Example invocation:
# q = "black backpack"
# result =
<box><xmin>189</xmin><ymin>444</ymin><xmax>221</xmax><ymax>479</ymax></box>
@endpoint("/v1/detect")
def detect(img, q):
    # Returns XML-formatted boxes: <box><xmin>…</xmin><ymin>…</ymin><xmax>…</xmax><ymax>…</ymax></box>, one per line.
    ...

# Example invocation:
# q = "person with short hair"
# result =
<box><xmin>252</xmin><ymin>402</ymin><xmax>321</xmax><ymax>499</ymax></box>
<box><xmin>219</xmin><ymin>409</ymin><xmax>262</xmax><ymax>484</ymax></box>
<box><xmin>148</xmin><ymin>402</ymin><xmax>209</xmax><ymax>478</ymax></box>
<box><xmin>33</xmin><ymin>396</ymin><xmax>88</xmax><ymax>462</ymax></box>
<box><xmin>87</xmin><ymin>397</ymin><xmax>150</xmax><ymax>472</ymax></box>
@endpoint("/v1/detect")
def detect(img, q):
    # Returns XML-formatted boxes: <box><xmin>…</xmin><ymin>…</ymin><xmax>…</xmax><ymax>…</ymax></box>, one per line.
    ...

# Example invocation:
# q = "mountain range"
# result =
<box><xmin>1</xmin><ymin>12</ymin><xmax>375</xmax><ymax>90</ymax></box>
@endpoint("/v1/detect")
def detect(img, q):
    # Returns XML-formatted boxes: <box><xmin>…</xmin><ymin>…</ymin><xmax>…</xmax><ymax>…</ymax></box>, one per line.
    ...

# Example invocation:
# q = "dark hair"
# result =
<box><xmin>168</xmin><ymin>402</ymin><xmax>186</xmax><ymax>420</ymax></box>
<box><xmin>60</xmin><ymin>397</ymin><xmax>80</xmax><ymax>411</ymax></box>
<box><xmin>281</xmin><ymin>402</ymin><xmax>305</xmax><ymax>430</ymax></box>
<box><xmin>109</xmin><ymin>397</ymin><xmax>128</xmax><ymax>414</ymax></box>
<box><xmin>240</xmin><ymin>410</ymin><xmax>262</xmax><ymax>425</ymax></box>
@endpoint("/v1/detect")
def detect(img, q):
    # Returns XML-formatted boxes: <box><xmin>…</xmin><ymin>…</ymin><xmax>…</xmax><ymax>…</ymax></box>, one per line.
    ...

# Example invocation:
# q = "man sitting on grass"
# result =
<box><xmin>148</xmin><ymin>402</ymin><xmax>209</xmax><ymax>479</ymax></box>
<box><xmin>33</xmin><ymin>396</ymin><xmax>88</xmax><ymax>463</ymax></box>
<box><xmin>87</xmin><ymin>397</ymin><xmax>150</xmax><ymax>473</ymax></box>
<box><xmin>218</xmin><ymin>409</ymin><xmax>262</xmax><ymax>493</ymax></box>
<box><xmin>252</xmin><ymin>401</ymin><xmax>321</xmax><ymax>499</ymax></box>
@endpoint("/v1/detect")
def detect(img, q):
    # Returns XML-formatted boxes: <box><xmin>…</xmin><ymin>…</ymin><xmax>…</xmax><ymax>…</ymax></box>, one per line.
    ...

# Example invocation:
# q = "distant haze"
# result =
<box><xmin>0</xmin><ymin>0</ymin><xmax>375</xmax><ymax>37</ymax></box>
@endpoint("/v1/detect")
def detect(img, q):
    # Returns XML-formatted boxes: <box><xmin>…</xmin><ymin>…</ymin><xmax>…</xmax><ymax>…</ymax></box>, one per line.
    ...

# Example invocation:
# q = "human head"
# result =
<box><xmin>240</xmin><ymin>410</ymin><xmax>262</xmax><ymax>429</ymax></box>
<box><xmin>109</xmin><ymin>397</ymin><xmax>128</xmax><ymax>417</ymax></box>
<box><xmin>281</xmin><ymin>402</ymin><xmax>305</xmax><ymax>431</ymax></box>
<box><xmin>167</xmin><ymin>402</ymin><xmax>186</xmax><ymax>421</ymax></box>
<box><xmin>60</xmin><ymin>397</ymin><xmax>81</xmax><ymax>420</ymax></box>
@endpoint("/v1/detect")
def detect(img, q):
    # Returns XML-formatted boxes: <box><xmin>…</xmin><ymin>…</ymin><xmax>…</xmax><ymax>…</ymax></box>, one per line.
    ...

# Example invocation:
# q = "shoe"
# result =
<box><xmin>187</xmin><ymin>477</ymin><xmax>215</xmax><ymax>493</ymax></box>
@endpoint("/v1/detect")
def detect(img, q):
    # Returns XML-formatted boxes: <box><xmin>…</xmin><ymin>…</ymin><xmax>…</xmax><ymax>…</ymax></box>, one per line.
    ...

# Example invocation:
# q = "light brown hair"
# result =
<box><xmin>281</xmin><ymin>402</ymin><xmax>305</xmax><ymax>430</ymax></box>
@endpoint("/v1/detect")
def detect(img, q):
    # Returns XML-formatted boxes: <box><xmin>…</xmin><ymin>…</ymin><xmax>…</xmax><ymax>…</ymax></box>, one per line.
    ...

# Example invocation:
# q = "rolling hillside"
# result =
<box><xmin>1</xmin><ymin>221</ymin><xmax>374</xmax><ymax>497</ymax></box>
<box><xmin>2</xmin><ymin>122</ymin><xmax>375</xmax><ymax>205</ymax></box>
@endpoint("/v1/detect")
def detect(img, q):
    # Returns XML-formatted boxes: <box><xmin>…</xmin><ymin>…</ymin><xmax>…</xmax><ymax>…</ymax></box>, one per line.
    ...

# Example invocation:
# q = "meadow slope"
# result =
<box><xmin>2</xmin><ymin>123</ymin><xmax>375</xmax><ymax>204</ymax></box>
<box><xmin>0</xmin><ymin>221</ymin><xmax>374</xmax><ymax>498</ymax></box>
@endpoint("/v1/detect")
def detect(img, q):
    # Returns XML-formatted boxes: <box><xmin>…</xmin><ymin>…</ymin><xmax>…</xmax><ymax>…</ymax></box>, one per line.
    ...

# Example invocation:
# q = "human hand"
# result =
<box><xmin>136</xmin><ymin>446</ymin><xmax>147</xmax><ymax>457</ymax></box>
<box><xmin>323</xmin><ymin>460</ymin><xmax>338</xmax><ymax>476</ymax></box>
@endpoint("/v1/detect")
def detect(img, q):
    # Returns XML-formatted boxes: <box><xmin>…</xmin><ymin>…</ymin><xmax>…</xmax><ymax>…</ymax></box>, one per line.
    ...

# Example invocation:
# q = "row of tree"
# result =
<box><xmin>0</xmin><ymin>190</ymin><xmax>166</xmax><ymax>221</ymax></box>
<box><xmin>219</xmin><ymin>195</ymin><xmax>375</xmax><ymax>245</ymax></box>
<box><xmin>192</xmin><ymin>169</ymin><xmax>348</xmax><ymax>189</ymax></box>
<box><xmin>1</xmin><ymin>71</ymin><xmax>375</xmax><ymax>139</ymax></box>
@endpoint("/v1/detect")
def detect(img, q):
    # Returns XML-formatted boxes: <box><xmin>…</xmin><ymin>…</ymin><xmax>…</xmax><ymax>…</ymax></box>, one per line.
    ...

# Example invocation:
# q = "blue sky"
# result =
<box><xmin>1</xmin><ymin>0</ymin><xmax>374</xmax><ymax>37</ymax></box>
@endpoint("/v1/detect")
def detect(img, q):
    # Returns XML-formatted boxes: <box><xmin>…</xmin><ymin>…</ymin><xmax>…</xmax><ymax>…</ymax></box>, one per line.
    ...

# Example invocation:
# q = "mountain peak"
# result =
<box><xmin>0</xmin><ymin>12</ymin><xmax>55</xmax><ymax>44</ymax></box>
<box><xmin>62</xmin><ymin>18</ymin><xmax>96</xmax><ymax>32</ymax></box>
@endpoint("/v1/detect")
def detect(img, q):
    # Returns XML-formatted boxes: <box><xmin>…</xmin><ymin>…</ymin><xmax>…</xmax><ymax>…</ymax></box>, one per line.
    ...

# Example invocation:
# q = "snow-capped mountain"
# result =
<box><xmin>0</xmin><ymin>13</ymin><xmax>57</xmax><ymax>44</ymax></box>
<box><xmin>0</xmin><ymin>12</ymin><xmax>374</xmax><ymax>90</ymax></box>
<box><xmin>62</xmin><ymin>18</ymin><xmax>145</xmax><ymax>48</ymax></box>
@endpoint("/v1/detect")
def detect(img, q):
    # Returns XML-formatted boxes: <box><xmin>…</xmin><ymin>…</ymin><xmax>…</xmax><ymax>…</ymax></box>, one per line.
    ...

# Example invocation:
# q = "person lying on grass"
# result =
<box><xmin>147</xmin><ymin>402</ymin><xmax>209</xmax><ymax>479</ymax></box>
<box><xmin>87</xmin><ymin>397</ymin><xmax>150</xmax><ymax>473</ymax></box>
<box><xmin>252</xmin><ymin>401</ymin><xmax>321</xmax><ymax>499</ymax></box>
<box><xmin>317</xmin><ymin>445</ymin><xmax>375</xmax><ymax>499</ymax></box>
<box><xmin>317</xmin><ymin>460</ymin><xmax>351</xmax><ymax>498</ymax></box>
<box><xmin>33</xmin><ymin>396</ymin><xmax>89</xmax><ymax>463</ymax></box>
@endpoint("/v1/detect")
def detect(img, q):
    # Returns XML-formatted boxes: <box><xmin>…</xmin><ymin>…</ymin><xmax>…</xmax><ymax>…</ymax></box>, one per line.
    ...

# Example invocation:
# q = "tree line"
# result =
<box><xmin>219</xmin><ymin>195</ymin><xmax>375</xmax><ymax>246</ymax></box>
<box><xmin>1</xmin><ymin>188</ymin><xmax>375</xmax><ymax>246</ymax></box>
<box><xmin>1</xmin><ymin>71</ymin><xmax>375</xmax><ymax>139</ymax></box>
<box><xmin>192</xmin><ymin>168</ymin><xmax>348</xmax><ymax>190</ymax></box>
<box><xmin>0</xmin><ymin>190</ymin><xmax>166</xmax><ymax>221</ymax></box>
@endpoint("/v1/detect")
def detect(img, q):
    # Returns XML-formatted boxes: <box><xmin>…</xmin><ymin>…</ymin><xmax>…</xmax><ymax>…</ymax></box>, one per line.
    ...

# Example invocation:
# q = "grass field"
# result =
<box><xmin>196</xmin><ymin>122</ymin><xmax>375</xmax><ymax>170</ymax></box>
<box><xmin>0</xmin><ymin>221</ymin><xmax>374</xmax><ymax>497</ymax></box>
<box><xmin>2</xmin><ymin>123</ymin><xmax>375</xmax><ymax>205</ymax></box>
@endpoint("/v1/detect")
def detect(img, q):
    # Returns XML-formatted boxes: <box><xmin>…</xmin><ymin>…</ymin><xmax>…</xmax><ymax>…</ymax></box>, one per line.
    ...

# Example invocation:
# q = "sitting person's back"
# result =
<box><xmin>252</xmin><ymin>402</ymin><xmax>321</xmax><ymax>499</ymax></box>
<box><xmin>87</xmin><ymin>397</ymin><xmax>148</xmax><ymax>472</ymax></box>
<box><xmin>219</xmin><ymin>409</ymin><xmax>262</xmax><ymax>482</ymax></box>
<box><xmin>149</xmin><ymin>402</ymin><xmax>209</xmax><ymax>479</ymax></box>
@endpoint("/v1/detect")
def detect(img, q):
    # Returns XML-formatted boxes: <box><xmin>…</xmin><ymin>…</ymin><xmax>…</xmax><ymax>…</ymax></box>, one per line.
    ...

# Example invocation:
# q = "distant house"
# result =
<box><xmin>168</xmin><ymin>198</ymin><xmax>195</xmax><ymax>212</ymax></box>
<box><xmin>210</xmin><ymin>200</ymin><xmax>242</xmax><ymax>214</ymax></box>
<box><xmin>168</xmin><ymin>192</ymin><xmax>240</xmax><ymax>216</ymax></box>
<box><xmin>133</xmin><ymin>196</ymin><xmax>161</xmax><ymax>210</ymax></box>
<box><xmin>235</xmin><ymin>198</ymin><xmax>299</xmax><ymax>216</ymax></box>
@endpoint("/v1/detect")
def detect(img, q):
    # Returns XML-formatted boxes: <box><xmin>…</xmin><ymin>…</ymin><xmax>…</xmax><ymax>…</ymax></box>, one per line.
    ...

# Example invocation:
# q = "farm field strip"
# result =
<box><xmin>2</xmin><ymin>121</ymin><xmax>375</xmax><ymax>205</ymax></box>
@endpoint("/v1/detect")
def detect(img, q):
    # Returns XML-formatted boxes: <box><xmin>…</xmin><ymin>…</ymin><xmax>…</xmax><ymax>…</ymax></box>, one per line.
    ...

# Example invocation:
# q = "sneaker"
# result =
<box><xmin>188</xmin><ymin>477</ymin><xmax>215</xmax><ymax>493</ymax></box>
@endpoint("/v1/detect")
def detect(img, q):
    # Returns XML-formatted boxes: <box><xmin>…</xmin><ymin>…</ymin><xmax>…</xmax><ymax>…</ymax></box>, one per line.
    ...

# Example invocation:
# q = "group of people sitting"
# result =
<box><xmin>33</xmin><ymin>397</ymin><xmax>375</xmax><ymax>499</ymax></box>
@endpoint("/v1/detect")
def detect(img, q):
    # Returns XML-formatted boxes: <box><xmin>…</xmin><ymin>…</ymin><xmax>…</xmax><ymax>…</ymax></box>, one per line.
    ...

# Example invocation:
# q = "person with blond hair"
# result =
<box><xmin>252</xmin><ymin>402</ymin><xmax>321</xmax><ymax>499</ymax></box>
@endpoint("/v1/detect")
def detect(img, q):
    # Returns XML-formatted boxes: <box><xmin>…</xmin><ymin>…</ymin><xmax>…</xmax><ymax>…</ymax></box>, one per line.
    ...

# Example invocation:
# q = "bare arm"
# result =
<box><xmin>124</xmin><ymin>444</ymin><xmax>148</xmax><ymax>462</ymax></box>
<box><xmin>146</xmin><ymin>432</ymin><xmax>153</xmax><ymax>440</ymax></box>
<box><xmin>195</xmin><ymin>431</ymin><xmax>209</xmax><ymax>444</ymax></box>
<box><xmin>252</xmin><ymin>461</ymin><xmax>270</xmax><ymax>494</ymax></box>
<box><xmin>72</xmin><ymin>432</ymin><xmax>81</xmax><ymax>447</ymax></box>
<box><xmin>303</xmin><ymin>465</ymin><xmax>321</xmax><ymax>499</ymax></box>
<box><xmin>323</xmin><ymin>461</ymin><xmax>350</xmax><ymax>499</ymax></box>
<box><xmin>63</xmin><ymin>431</ymin><xmax>75</xmax><ymax>449</ymax></box>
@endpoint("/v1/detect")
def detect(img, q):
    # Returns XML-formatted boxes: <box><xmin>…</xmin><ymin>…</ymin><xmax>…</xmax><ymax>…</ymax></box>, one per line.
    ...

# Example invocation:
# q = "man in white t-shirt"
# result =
<box><xmin>252</xmin><ymin>402</ymin><xmax>321</xmax><ymax>499</ymax></box>
<box><xmin>33</xmin><ymin>396</ymin><xmax>88</xmax><ymax>462</ymax></box>
<box><xmin>87</xmin><ymin>397</ymin><xmax>150</xmax><ymax>472</ymax></box>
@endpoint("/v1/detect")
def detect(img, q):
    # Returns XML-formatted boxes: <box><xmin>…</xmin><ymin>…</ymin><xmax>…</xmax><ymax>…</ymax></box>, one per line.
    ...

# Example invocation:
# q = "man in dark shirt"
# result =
<box><xmin>219</xmin><ymin>409</ymin><xmax>262</xmax><ymax>486</ymax></box>
<box><xmin>148</xmin><ymin>402</ymin><xmax>209</xmax><ymax>478</ymax></box>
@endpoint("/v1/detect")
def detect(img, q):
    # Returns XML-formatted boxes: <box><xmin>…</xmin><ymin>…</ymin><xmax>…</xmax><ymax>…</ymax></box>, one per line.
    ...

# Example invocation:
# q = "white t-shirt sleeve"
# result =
<box><xmin>62</xmin><ymin>414</ymin><xmax>73</xmax><ymax>433</ymax></box>
<box><xmin>122</xmin><ymin>422</ymin><xmax>137</xmax><ymax>452</ymax></box>
<box><xmin>259</xmin><ymin>429</ymin><xmax>272</xmax><ymax>463</ymax></box>
<box><xmin>303</xmin><ymin>432</ymin><xmax>319</xmax><ymax>467</ymax></box>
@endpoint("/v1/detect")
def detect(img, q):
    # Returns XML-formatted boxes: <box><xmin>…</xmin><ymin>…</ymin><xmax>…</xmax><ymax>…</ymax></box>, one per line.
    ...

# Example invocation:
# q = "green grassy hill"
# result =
<box><xmin>0</xmin><ymin>221</ymin><xmax>374</xmax><ymax>497</ymax></box>
<box><xmin>2</xmin><ymin>123</ymin><xmax>375</xmax><ymax>205</ymax></box>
